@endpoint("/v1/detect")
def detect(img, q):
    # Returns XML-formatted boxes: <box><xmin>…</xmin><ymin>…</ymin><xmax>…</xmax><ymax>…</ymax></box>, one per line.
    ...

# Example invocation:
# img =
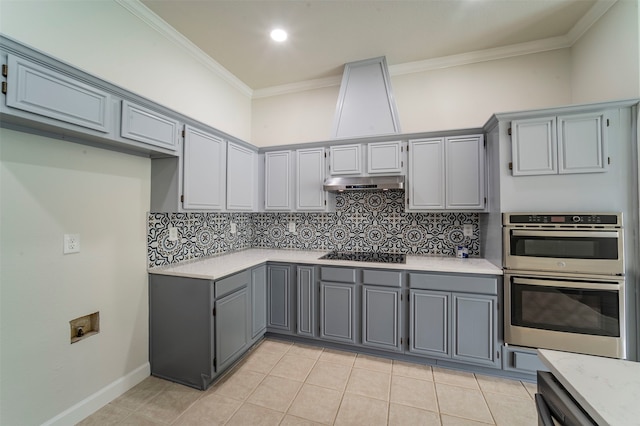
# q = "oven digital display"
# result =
<box><xmin>550</xmin><ymin>216</ymin><xmax>565</xmax><ymax>223</ymax></box>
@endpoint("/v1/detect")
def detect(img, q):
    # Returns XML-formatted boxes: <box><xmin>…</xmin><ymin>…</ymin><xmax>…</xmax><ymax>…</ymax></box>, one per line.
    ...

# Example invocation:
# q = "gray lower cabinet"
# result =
<box><xmin>215</xmin><ymin>287</ymin><xmax>249</xmax><ymax>372</ymax></box>
<box><xmin>502</xmin><ymin>345</ymin><xmax>548</xmax><ymax>374</ymax></box>
<box><xmin>267</xmin><ymin>264</ymin><xmax>295</xmax><ymax>333</ymax></box>
<box><xmin>297</xmin><ymin>265</ymin><xmax>317</xmax><ymax>337</ymax></box>
<box><xmin>251</xmin><ymin>265</ymin><xmax>267</xmax><ymax>341</ymax></box>
<box><xmin>362</xmin><ymin>285</ymin><xmax>403</xmax><ymax>351</ymax></box>
<box><xmin>149</xmin><ymin>274</ymin><xmax>215</xmax><ymax>390</ymax></box>
<box><xmin>320</xmin><ymin>281</ymin><xmax>358</xmax><ymax>344</ymax></box>
<box><xmin>408</xmin><ymin>273</ymin><xmax>500</xmax><ymax>368</ymax></box>
<box><xmin>409</xmin><ymin>289</ymin><xmax>450</xmax><ymax>358</ymax></box>
<box><xmin>451</xmin><ymin>293</ymin><xmax>498</xmax><ymax>366</ymax></box>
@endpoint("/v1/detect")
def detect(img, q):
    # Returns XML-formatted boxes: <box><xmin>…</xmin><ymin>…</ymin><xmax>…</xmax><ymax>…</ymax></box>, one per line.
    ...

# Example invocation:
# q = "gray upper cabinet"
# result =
<box><xmin>367</xmin><ymin>141</ymin><xmax>403</xmax><ymax>174</ymax></box>
<box><xmin>408</xmin><ymin>135</ymin><xmax>485</xmax><ymax>211</ymax></box>
<box><xmin>120</xmin><ymin>100</ymin><xmax>180</xmax><ymax>151</ymax></box>
<box><xmin>445</xmin><ymin>135</ymin><xmax>485</xmax><ymax>210</ymax></box>
<box><xmin>182</xmin><ymin>125</ymin><xmax>226</xmax><ymax>210</ymax></box>
<box><xmin>296</xmin><ymin>148</ymin><xmax>326</xmax><ymax>211</ymax></box>
<box><xmin>511</xmin><ymin>112</ymin><xmax>608</xmax><ymax>176</ymax></box>
<box><xmin>5</xmin><ymin>54</ymin><xmax>111</xmax><ymax>133</ymax></box>
<box><xmin>264</xmin><ymin>150</ymin><xmax>293</xmax><ymax>211</ymax></box>
<box><xmin>408</xmin><ymin>138</ymin><xmax>445</xmax><ymax>209</ymax></box>
<box><xmin>297</xmin><ymin>265</ymin><xmax>317</xmax><ymax>337</ymax></box>
<box><xmin>226</xmin><ymin>141</ymin><xmax>256</xmax><ymax>211</ymax></box>
<box><xmin>329</xmin><ymin>144</ymin><xmax>362</xmax><ymax>175</ymax></box>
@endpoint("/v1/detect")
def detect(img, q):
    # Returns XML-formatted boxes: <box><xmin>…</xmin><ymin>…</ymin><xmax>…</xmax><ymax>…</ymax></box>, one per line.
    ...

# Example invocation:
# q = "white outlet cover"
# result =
<box><xmin>168</xmin><ymin>227</ymin><xmax>178</xmax><ymax>241</ymax></box>
<box><xmin>63</xmin><ymin>234</ymin><xmax>80</xmax><ymax>254</ymax></box>
<box><xmin>288</xmin><ymin>221</ymin><xmax>296</xmax><ymax>233</ymax></box>
<box><xmin>230</xmin><ymin>222</ymin><xmax>237</xmax><ymax>234</ymax></box>
<box><xmin>463</xmin><ymin>224</ymin><xmax>473</xmax><ymax>237</ymax></box>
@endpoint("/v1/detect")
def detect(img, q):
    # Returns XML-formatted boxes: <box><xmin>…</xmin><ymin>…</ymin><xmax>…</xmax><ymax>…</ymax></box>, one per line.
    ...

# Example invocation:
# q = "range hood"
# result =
<box><xmin>323</xmin><ymin>176</ymin><xmax>404</xmax><ymax>192</ymax></box>
<box><xmin>332</xmin><ymin>57</ymin><xmax>401</xmax><ymax>139</ymax></box>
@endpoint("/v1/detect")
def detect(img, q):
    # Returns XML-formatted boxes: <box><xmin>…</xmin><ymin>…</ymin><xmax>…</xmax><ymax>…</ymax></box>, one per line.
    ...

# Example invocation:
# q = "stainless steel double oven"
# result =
<box><xmin>503</xmin><ymin>213</ymin><xmax>626</xmax><ymax>359</ymax></box>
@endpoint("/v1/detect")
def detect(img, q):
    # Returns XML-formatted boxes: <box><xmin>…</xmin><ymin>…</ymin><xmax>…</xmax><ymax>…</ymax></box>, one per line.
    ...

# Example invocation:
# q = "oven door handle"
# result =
<box><xmin>510</xmin><ymin>230</ymin><xmax>620</xmax><ymax>238</ymax></box>
<box><xmin>512</xmin><ymin>277</ymin><xmax>622</xmax><ymax>291</ymax></box>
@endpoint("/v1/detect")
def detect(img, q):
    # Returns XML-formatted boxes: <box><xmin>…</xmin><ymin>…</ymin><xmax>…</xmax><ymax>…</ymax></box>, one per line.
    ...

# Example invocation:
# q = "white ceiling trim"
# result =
<box><xmin>117</xmin><ymin>0</ymin><xmax>616</xmax><ymax>101</ymax></box>
<box><xmin>115</xmin><ymin>0</ymin><xmax>253</xmax><ymax>98</ymax></box>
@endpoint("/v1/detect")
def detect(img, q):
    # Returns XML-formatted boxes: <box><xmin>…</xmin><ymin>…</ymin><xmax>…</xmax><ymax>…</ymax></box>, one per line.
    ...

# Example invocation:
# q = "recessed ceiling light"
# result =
<box><xmin>270</xmin><ymin>28</ymin><xmax>288</xmax><ymax>42</ymax></box>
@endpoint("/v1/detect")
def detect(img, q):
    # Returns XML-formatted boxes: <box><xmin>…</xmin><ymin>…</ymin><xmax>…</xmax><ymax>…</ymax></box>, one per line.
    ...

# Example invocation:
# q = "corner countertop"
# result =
<box><xmin>148</xmin><ymin>248</ymin><xmax>503</xmax><ymax>280</ymax></box>
<box><xmin>538</xmin><ymin>349</ymin><xmax>640</xmax><ymax>426</ymax></box>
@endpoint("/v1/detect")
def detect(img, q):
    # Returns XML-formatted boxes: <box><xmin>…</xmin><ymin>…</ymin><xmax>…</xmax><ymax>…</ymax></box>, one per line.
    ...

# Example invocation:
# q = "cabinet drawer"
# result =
<box><xmin>409</xmin><ymin>273</ymin><xmax>497</xmax><ymax>295</ymax></box>
<box><xmin>121</xmin><ymin>100</ymin><xmax>179</xmax><ymax>150</ymax></box>
<box><xmin>362</xmin><ymin>269</ymin><xmax>402</xmax><ymax>287</ymax></box>
<box><xmin>503</xmin><ymin>346</ymin><xmax>548</xmax><ymax>373</ymax></box>
<box><xmin>320</xmin><ymin>267</ymin><xmax>357</xmax><ymax>283</ymax></box>
<box><xmin>215</xmin><ymin>270</ymin><xmax>250</xmax><ymax>298</ymax></box>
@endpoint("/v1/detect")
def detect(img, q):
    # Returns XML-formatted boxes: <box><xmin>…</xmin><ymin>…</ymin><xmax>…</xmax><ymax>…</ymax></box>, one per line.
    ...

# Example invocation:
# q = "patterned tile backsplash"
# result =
<box><xmin>148</xmin><ymin>191</ymin><xmax>479</xmax><ymax>267</ymax></box>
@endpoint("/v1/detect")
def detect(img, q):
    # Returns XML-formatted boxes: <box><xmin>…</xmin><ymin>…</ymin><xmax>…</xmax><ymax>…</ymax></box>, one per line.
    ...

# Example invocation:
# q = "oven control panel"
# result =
<box><xmin>506</xmin><ymin>213</ymin><xmax>620</xmax><ymax>226</ymax></box>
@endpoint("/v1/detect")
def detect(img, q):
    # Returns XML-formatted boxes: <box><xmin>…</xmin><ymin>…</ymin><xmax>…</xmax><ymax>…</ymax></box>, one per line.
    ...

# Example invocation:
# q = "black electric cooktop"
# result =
<box><xmin>320</xmin><ymin>251</ymin><xmax>406</xmax><ymax>264</ymax></box>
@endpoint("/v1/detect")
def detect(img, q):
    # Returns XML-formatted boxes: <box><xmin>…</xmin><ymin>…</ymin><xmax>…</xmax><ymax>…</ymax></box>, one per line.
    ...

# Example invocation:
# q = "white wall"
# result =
<box><xmin>570</xmin><ymin>0</ymin><xmax>640</xmax><ymax>103</ymax></box>
<box><xmin>251</xmin><ymin>49</ymin><xmax>572</xmax><ymax>147</ymax></box>
<box><xmin>0</xmin><ymin>129</ymin><xmax>151</xmax><ymax>425</ymax></box>
<box><xmin>0</xmin><ymin>0</ymin><xmax>252</xmax><ymax>141</ymax></box>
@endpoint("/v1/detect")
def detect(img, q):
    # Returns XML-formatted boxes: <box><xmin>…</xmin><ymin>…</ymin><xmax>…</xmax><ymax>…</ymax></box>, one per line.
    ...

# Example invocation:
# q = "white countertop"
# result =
<box><xmin>538</xmin><ymin>349</ymin><xmax>640</xmax><ymax>426</ymax></box>
<box><xmin>148</xmin><ymin>248</ymin><xmax>503</xmax><ymax>280</ymax></box>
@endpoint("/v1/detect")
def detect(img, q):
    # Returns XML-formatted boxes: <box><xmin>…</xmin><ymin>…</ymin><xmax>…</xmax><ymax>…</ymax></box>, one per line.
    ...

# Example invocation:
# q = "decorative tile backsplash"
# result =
<box><xmin>148</xmin><ymin>191</ymin><xmax>479</xmax><ymax>267</ymax></box>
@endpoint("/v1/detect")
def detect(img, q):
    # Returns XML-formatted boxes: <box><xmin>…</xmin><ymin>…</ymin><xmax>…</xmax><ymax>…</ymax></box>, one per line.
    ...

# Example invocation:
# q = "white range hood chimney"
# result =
<box><xmin>332</xmin><ymin>56</ymin><xmax>401</xmax><ymax>139</ymax></box>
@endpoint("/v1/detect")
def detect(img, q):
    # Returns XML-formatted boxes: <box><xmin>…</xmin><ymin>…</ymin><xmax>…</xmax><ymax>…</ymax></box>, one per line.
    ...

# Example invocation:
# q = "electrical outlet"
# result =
<box><xmin>63</xmin><ymin>234</ymin><xmax>80</xmax><ymax>254</ymax></box>
<box><xmin>288</xmin><ymin>221</ymin><xmax>296</xmax><ymax>233</ymax></box>
<box><xmin>230</xmin><ymin>222</ymin><xmax>237</xmax><ymax>234</ymax></box>
<box><xmin>463</xmin><ymin>224</ymin><xmax>473</xmax><ymax>237</ymax></box>
<box><xmin>168</xmin><ymin>227</ymin><xmax>178</xmax><ymax>241</ymax></box>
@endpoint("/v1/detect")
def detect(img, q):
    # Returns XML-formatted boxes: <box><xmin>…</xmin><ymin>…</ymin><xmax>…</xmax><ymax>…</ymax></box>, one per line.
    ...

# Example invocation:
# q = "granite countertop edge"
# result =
<box><xmin>148</xmin><ymin>248</ymin><xmax>503</xmax><ymax>280</ymax></box>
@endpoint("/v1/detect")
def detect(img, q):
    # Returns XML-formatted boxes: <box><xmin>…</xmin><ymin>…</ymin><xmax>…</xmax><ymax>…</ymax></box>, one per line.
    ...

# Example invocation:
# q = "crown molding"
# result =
<box><xmin>115</xmin><ymin>0</ymin><xmax>253</xmax><ymax>98</ymax></box>
<box><xmin>116</xmin><ymin>0</ymin><xmax>617</xmax><ymax>100</ymax></box>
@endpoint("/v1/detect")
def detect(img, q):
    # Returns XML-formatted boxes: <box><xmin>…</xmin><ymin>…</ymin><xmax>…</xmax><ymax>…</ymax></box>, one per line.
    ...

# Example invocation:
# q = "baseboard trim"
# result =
<box><xmin>42</xmin><ymin>362</ymin><xmax>150</xmax><ymax>426</ymax></box>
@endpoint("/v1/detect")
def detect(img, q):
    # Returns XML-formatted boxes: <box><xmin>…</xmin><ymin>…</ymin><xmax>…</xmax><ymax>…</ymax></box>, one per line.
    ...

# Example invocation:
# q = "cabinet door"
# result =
<box><xmin>121</xmin><ymin>100</ymin><xmax>180</xmax><ymax>150</ymax></box>
<box><xmin>445</xmin><ymin>135</ymin><xmax>485</xmax><ymax>210</ymax></box>
<box><xmin>367</xmin><ymin>141</ymin><xmax>403</xmax><ymax>174</ymax></box>
<box><xmin>409</xmin><ymin>289</ymin><xmax>450</xmax><ymax>358</ymax></box>
<box><xmin>511</xmin><ymin>117</ymin><xmax>557</xmax><ymax>176</ymax></box>
<box><xmin>251</xmin><ymin>265</ymin><xmax>267</xmax><ymax>339</ymax></box>
<box><xmin>329</xmin><ymin>144</ymin><xmax>362</xmax><ymax>175</ymax></box>
<box><xmin>183</xmin><ymin>126</ymin><xmax>226</xmax><ymax>210</ymax></box>
<box><xmin>296</xmin><ymin>148</ymin><xmax>326</xmax><ymax>211</ymax></box>
<box><xmin>452</xmin><ymin>293</ymin><xmax>498</xmax><ymax>367</ymax></box>
<box><xmin>6</xmin><ymin>54</ymin><xmax>111</xmax><ymax>133</ymax></box>
<box><xmin>408</xmin><ymin>138</ymin><xmax>445</xmax><ymax>210</ymax></box>
<box><xmin>215</xmin><ymin>287</ymin><xmax>249</xmax><ymax>372</ymax></box>
<box><xmin>264</xmin><ymin>151</ymin><xmax>292</xmax><ymax>210</ymax></box>
<box><xmin>362</xmin><ymin>286</ymin><xmax>402</xmax><ymax>352</ymax></box>
<box><xmin>297</xmin><ymin>266</ymin><xmax>316</xmax><ymax>337</ymax></box>
<box><xmin>267</xmin><ymin>264</ymin><xmax>293</xmax><ymax>332</ymax></box>
<box><xmin>320</xmin><ymin>282</ymin><xmax>357</xmax><ymax>344</ymax></box>
<box><xmin>557</xmin><ymin>112</ymin><xmax>608</xmax><ymax>174</ymax></box>
<box><xmin>227</xmin><ymin>142</ymin><xmax>256</xmax><ymax>210</ymax></box>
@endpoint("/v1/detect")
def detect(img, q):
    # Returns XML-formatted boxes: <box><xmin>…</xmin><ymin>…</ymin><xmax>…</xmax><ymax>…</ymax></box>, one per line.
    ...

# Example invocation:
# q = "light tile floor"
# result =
<box><xmin>79</xmin><ymin>338</ymin><xmax>538</xmax><ymax>425</ymax></box>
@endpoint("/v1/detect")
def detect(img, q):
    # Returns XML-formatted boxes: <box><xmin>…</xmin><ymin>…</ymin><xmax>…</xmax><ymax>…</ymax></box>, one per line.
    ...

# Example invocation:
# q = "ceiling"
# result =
<box><xmin>139</xmin><ymin>0</ymin><xmax>611</xmax><ymax>92</ymax></box>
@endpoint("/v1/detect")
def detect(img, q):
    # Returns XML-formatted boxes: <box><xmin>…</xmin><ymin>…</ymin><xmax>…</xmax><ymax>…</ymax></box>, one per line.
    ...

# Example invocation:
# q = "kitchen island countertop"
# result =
<box><xmin>538</xmin><ymin>349</ymin><xmax>640</xmax><ymax>426</ymax></box>
<box><xmin>148</xmin><ymin>248</ymin><xmax>503</xmax><ymax>280</ymax></box>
